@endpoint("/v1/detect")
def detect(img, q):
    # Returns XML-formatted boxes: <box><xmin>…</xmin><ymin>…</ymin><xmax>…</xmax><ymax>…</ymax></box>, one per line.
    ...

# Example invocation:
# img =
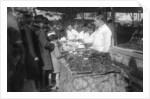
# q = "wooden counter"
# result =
<box><xmin>110</xmin><ymin>46</ymin><xmax>143</xmax><ymax>68</ymax></box>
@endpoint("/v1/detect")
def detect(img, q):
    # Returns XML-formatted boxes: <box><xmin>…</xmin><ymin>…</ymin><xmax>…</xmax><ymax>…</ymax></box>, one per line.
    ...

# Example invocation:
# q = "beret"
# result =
<box><xmin>33</xmin><ymin>15</ymin><xmax>44</xmax><ymax>23</ymax></box>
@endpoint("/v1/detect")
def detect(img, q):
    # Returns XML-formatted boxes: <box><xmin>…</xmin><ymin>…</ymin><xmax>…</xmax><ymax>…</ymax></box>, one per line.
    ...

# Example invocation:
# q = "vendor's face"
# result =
<box><xmin>94</xmin><ymin>18</ymin><xmax>101</xmax><ymax>27</ymax></box>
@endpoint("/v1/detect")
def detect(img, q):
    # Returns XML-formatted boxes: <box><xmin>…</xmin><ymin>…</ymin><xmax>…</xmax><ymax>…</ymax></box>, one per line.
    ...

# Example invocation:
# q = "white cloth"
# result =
<box><xmin>47</xmin><ymin>31</ymin><xmax>55</xmax><ymax>37</ymax></box>
<box><xmin>84</xmin><ymin>31</ymin><xmax>95</xmax><ymax>44</ymax></box>
<box><xmin>84</xmin><ymin>24</ymin><xmax>112</xmax><ymax>52</ymax></box>
<box><xmin>59</xmin><ymin>37</ymin><xmax>67</xmax><ymax>41</ymax></box>
<box><xmin>83</xmin><ymin>32</ymin><xmax>90</xmax><ymax>42</ymax></box>
<box><xmin>77</xmin><ymin>31</ymin><xmax>84</xmax><ymax>40</ymax></box>
<box><xmin>66</xmin><ymin>29</ymin><xmax>79</xmax><ymax>40</ymax></box>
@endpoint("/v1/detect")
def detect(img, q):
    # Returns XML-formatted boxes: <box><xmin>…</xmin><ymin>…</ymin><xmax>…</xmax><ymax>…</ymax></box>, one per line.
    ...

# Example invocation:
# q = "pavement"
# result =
<box><xmin>22</xmin><ymin>80</ymin><xmax>58</xmax><ymax>92</ymax></box>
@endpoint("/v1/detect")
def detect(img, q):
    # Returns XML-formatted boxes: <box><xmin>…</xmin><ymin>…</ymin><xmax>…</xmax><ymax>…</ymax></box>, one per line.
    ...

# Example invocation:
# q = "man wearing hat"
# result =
<box><xmin>33</xmin><ymin>15</ymin><xmax>55</xmax><ymax>91</ymax></box>
<box><xmin>18</xmin><ymin>10</ymin><xmax>41</xmax><ymax>91</ymax></box>
<box><xmin>7</xmin><ymin>7</ymin><xmax>26</xmax><ymax>92</ymax></box>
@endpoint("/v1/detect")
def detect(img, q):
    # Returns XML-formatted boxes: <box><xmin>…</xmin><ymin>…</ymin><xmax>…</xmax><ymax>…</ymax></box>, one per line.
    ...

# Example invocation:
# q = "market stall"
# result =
<box><xmin>7</xmin><ymin>7</ymin><xmax>143</xmax><ymax>92</ymax></box>
<box><xmin>36</xmin><ymin>7</ymin><xmax>143</xmax><ymax>92</ymax></box>
<box><xmin>57</xmin><ymin>40</ymin><xmax>128</xmax><ymax>92</ymax></box>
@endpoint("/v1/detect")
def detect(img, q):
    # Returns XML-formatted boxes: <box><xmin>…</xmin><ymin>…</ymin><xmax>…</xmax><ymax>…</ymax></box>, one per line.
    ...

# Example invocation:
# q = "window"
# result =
<box><xmin>114</xmin><ymin>12</ymin><xmax>143</xmax><ymax>52</ymax></box>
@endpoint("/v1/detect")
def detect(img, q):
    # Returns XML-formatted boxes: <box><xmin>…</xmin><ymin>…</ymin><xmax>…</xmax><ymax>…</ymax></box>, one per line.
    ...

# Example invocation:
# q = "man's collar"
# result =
<box><xmin>98</xmin><ymin>23</ymin><xmax>106</xmax><ymax>30</ymax></box>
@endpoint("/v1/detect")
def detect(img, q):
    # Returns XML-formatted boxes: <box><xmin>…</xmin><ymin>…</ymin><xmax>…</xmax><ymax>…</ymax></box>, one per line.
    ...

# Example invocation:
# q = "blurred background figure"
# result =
<box><xmin>7</xmin><ymin>7</ymin><xmax>25</xmax><ymax>92</ymax></box>
<box><xmin>83</xmin><ymin>23</ymin><xmax>95</xmax><ymax>43</ymax></box>
<box><xmin>33</xmin><ymin>15</ymin><xmax>55</xmax><ymax>91</ymax></box>
<box><xmin>66</xmin><ymin>24</ymin><xmax>78</xmax><ymax>40</ymax></box>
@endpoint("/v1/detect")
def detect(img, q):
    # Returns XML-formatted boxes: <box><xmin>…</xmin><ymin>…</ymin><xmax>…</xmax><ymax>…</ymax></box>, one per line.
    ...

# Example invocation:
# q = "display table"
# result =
<box><xmin>58</xmin><ymin>50</ymin><xmax>129</xmax><ymax>92</ymax></box>
<box><xmin>58</xmin><ymin>41</ymin><xmax>128</xmax><ymax>92</ymax></box>
<box><xmin>59</xmin><ymin>65</ymin><xmax>127</xmax><ymax>92</ymax></box>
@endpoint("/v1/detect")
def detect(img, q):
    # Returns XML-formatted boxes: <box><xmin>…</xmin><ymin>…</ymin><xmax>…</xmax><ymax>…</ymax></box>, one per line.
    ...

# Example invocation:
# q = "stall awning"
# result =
<box><xmin>37</xmin><ymin>7</ymin><xmax>143</xmax><ymax>14</ymax></box>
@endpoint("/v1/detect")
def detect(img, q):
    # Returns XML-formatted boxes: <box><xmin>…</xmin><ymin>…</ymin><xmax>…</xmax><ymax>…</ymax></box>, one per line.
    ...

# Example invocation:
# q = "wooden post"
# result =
<box><xmin>83</xmin><ymin>13</ymin><xmax>84</xmax><ymax>20</ymax></box>
<box><xmin>139</xmin><ymin>12</ymin><xmax>141</xmax><ymax>21</ymax></box>
<box><xmin>105</xmin><ymin>8</ymin><xmax>107</xmax><ymax>20</ymax></box>
<box><xmin>111</xmin><ymin>7</ymin><xmax>117</xmax><ymax>46</ymax></box>
<box><xmin>138</xmin><ymin>13</ymin><xmax>139</xmax><ymax>22</ymax></box>
<box><xmin>132</xmin><ymin>13</ymin><xmax>134</xmax><ymax>27</ymax></box>
<box><xmin>111</xmin><ymin>8</ymin><xmax>115</xmax><ymax>23</ymax></box>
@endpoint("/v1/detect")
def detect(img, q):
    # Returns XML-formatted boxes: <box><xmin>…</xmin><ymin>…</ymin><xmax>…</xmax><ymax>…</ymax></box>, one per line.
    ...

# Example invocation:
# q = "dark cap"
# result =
<box><xmin>43</xmin><ymin>17</ymin><xmax>49</xmax><ymax>24</ymax></box>
<box><xmin>14</xmin><ymin>7</ymin><xmax>32</xmax><ymax>16</ymax></box>
<box><xmin>33</xmin><ymin>15</ymin><xmax>44</xmax><ymax>23</ymax></box>
<box><xmin>14</xmin><ymin>7</ymin><xmax>28</xmax><ymax>13</ymax></box>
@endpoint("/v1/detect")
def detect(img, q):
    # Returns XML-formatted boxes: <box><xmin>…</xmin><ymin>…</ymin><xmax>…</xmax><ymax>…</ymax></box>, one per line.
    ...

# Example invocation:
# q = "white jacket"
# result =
<box><xmin>66</xmin><ymin>29</ymin><xmax>79</xmax><ymax>40</ymax></box>
<box><xmin>77</xmin><ymin>31</ymin><xmax>84</xmax><ymax>40</ymax></box>
<box><xmin>84</xmin><ymin>24</ymin><xmax>112</xmax><ymax>52</ymax></box>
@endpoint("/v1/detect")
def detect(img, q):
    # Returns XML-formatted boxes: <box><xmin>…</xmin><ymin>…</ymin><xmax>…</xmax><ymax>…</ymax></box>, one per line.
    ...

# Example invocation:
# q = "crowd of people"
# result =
<box><xmin>7</xmin><ymin>7</ymin><xmax>112</xmax><ymax>92</ymax></box>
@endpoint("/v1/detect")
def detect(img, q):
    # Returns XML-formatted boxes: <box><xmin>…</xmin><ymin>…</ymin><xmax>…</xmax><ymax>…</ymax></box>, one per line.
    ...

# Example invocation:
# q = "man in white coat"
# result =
<box><xmin>84</xmin><ymin>15</ymin><xmax>112</xmax><ymax>52</ymax></box>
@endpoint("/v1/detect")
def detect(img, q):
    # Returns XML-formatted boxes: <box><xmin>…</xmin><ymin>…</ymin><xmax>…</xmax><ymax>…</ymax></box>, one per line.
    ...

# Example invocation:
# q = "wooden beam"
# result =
<box><xmin>110</xmin><ymin>46</ymin><xmax>143</xmax><ymax>60</ymax></box>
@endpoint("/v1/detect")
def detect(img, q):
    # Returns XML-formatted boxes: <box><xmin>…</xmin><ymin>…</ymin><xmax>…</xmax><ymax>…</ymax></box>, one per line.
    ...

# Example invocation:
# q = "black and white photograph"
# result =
<box><xmin>7</xmin><ymin>7</ymin><xmax>143</xmax><ymax>92</ymax></box>
<box><xmin>1</xmin><ymin>0</ymin><xmax>150</xmax><ymax>98</ymax></box>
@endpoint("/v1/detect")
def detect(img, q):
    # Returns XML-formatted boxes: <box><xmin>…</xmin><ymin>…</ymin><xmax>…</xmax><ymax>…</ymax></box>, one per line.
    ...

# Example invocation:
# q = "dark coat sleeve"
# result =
<box><xmin>44</xmin><ymin>42</ymin><xmax>55</xmax><ymax>52</ymax></box>
<box><xmin>39</xmin><ymin>31</ymin><xmax>47</xmax><ymax>47</ymax></box>
<box><xmin>23</xmin><ymin>25</ymin><xmax>37</xmax><ymax>59</ymax></box>
<box><xmin>39</xmin><ymin>31</ymin><xmax>55</xmax><ymax>52</ymax></box>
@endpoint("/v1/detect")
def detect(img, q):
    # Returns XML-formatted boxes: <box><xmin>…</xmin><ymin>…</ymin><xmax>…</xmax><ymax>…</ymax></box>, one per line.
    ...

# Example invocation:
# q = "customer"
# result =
<box><xmin>20</xmin><ymin>12</ymin><xmax>40</xmax><ymax>91</ymax></box>
<box><xmin>34</xmin><ymin>15</ymin><xmax>55</xmax><ymax>91</ymax></box>
<box><xmin>46</xmin><ymin>31</ymin><xmax>62</xmax><ymax>90</ymax></box>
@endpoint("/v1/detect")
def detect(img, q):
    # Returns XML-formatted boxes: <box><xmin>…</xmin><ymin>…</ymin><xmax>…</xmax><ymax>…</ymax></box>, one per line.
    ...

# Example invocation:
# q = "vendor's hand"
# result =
<box><xmin>90</xmin><ymin>49</ymin><xmax>100</xmax><ymax>54</ymax></box>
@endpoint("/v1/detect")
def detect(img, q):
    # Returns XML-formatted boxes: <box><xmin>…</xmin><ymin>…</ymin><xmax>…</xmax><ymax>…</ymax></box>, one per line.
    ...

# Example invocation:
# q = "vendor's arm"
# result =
<box><xmin>77</xmin><ymin>31</ymin><xmax>84</xmax><ymax>40</ymax></box>
<box><xmin>84</xmin><ymin>31</ymin><xmax>95</xmax><ymax>44</ymax></box>
<box><xmin>84</xmin><ymin>36</ymin><xmax>94</xmax><ymax>44</ymax></box>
